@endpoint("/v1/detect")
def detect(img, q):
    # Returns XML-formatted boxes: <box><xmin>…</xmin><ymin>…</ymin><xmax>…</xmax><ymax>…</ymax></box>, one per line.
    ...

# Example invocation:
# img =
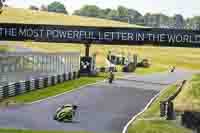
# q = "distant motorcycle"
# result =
<box><xmin>108</xmin><ymin>71</ymin><xmax>114</xmax><ymax>84</ymax></box>
<box><xmin>170</xmin><ymin>66</ymin><xmax>176</xmax><ymax>72</ymax></box>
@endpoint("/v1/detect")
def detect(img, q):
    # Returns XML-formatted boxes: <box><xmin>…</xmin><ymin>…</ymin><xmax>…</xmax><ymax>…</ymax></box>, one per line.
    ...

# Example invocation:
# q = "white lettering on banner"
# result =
<box><xmin>136</xmin><ymin>33</ymin><xmax>145</xmax><ymax>41</ymax></box>
<box><xmin>104</xmin><ymin>32</ymin><xmax>110</xmax><ymax>40</ymax></box>
<box><xmin>127</xmin><ymin>33</ymin><xmax>134</xmax><ymax>40</ymax></box>
<box><xmin>0</xmin><ymin>26</ymin><xmax>199</xmax><ymax>45</ymax></box>
<box><xmin>0</xmin><ymin>28</ymin><xmax>17</xmax><ymax>37</ymax></box>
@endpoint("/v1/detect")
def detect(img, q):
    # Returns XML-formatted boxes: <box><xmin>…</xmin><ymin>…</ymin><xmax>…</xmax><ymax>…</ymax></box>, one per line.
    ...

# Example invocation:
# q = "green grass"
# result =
<box><xmin>0</xmin><ymin>129</ymin><xmax>91</xmax><ymax>133</ymax></box>
<box><xmin>135</xmin><ymin>64</ymin><xmax>168</xmax><ymax>75</ymax></box>
<box><xmin>174</xmin><ymin>74</ymin><xmax>200</xmax><ymax>112</ymax></box>
<box><xmin>0</xmin><ymin>45</ymin><xmax>14</xmax><ymax>52</ymax></box>
<box><xmin>140</xmin><ymin>85</ymin><xmax>178</xmax><ymax>118</ymax></box>
<box><xmin>129</xmin><ymin>120</ymin><xmax>192</xmax><ymax>133</ymax></box>
<box><xmin>127</xmin><ymin>84</ymin><xmax>193</xmax><ymax>133</ymax></box>
<box><xmin>0</xmin><ymin>7</ymin><xmax>142</xmax><ymax>28</ymax></box>
<box><xmin>1</xmin><ymin>74</ymin><xmax>107</xmax><ymax>104</ymax></box>
<box><xmin>20</xmin><ymin>43</ymin><xmax>200</xmax><ymax>70</ymax></box>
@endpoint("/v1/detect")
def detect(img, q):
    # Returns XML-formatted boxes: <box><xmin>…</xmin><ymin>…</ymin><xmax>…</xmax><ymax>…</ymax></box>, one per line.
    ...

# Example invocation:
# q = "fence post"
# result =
<box><xmin>63</xmin><ymin>73</ymin><xmax>66</xmax><ymax>81</ymax></box>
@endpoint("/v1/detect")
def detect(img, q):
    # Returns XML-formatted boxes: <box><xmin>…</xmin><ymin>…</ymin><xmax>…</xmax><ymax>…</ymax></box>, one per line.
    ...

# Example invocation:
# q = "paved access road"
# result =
<box><xmin>0</xmin><ymin>70</ymin><xmax>195</xmax><ymax>133</ymax></box>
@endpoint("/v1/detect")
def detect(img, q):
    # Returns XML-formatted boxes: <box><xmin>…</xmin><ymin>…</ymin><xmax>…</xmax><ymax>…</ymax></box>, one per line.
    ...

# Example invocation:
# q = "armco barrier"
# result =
<box><xmin>0</xmin><ymin>72</ymin><xmax>79</xmax><ymax>100</ymax></box>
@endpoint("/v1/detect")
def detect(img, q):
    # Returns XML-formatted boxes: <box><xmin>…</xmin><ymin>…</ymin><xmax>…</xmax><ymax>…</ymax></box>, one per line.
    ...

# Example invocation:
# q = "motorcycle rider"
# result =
<box><xmin>54</xmin><ymin>104</ymin><xmax>78</xmax><ymax>122</ymax></box>
<box><xmin>108</xmin><ymin>70</ymin><xmax>114</xmax><ymax>84</ymax></box>
<box><xmin>170</xmin><ymin>66</ymin><xmax>176</xmax><ymax>72</ymax></box>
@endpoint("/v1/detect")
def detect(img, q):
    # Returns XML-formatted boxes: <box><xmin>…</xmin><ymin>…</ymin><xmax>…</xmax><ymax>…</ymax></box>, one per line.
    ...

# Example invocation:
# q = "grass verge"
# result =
<box><xmin>20</xmin><ymin>43</ymin><xmax>200</xmax><ymax>70</ymax></box>
<box><xmin>127</xmin><ymin>84</ymin><xmax>193</xmax><ymax>133</ymax></box>
<box><xmin>174</xmin><ymin>74</ymin><xmax>200</xmax><ymax>112</ymax></box>
<box><xmin>135</xmin><ymin>64</ymin><xmax>168</xmax><ymax>75</ymax></box>
<box><xmin>0</xmin><ymin>73</ymin><xmax>109</xmax><ymax>104</ymax></box>
<box><xmin>0</xmin><ymin>45</ymin><xmax>14</xmax><ymax>52</ymax></box>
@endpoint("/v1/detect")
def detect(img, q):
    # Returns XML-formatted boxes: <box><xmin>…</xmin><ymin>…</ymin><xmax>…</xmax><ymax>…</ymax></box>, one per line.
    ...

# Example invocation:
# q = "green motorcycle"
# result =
<box><xmin>53</xmin><ymin>104</ymin><xmax>78</xmax><ymax>122</ymax></box>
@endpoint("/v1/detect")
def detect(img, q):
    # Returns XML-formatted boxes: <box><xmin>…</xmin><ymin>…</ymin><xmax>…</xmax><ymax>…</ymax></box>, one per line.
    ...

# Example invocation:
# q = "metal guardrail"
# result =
<box><xmin>0</xmin><ymin>71</ymin><xmax>79</xmax><ymax>100</ymax></box>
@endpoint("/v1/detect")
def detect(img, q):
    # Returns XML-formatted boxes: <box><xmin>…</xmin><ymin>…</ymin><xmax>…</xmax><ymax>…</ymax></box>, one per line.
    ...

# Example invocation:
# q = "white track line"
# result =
<box><xmin>122</xmin><ymin>84</ymin><xmax>171</xmax><ymax>133</ymax></box>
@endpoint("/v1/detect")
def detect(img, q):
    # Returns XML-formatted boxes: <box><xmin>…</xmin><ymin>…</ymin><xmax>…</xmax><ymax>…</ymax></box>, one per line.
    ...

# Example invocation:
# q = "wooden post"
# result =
<box><xmin>84</xmin><ymin>41</ymin><xmax>91</xmax><ymax>57</ymax></box>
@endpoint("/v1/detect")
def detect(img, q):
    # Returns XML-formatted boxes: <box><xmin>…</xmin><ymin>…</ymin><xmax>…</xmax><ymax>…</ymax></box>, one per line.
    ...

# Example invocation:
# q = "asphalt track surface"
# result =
<box><xmin>0</xmin><ymin>70</ymin><xmax>196</xmax><ymax>132</ymax></box>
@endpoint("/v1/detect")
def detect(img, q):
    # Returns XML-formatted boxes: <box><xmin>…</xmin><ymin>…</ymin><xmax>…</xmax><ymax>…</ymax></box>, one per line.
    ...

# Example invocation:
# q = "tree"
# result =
<box><xmin>48</xmin><ymin>1</ymin><xmax>68</xmax><ymax>14</ymax></box>
<box><xmin>40</xmin><ymin>4</ymin><xmax>48</xmax><ymax>11</ymax></box>
<box><xmin>117</xmin><ymin>6</ymin><xmax>128</xmax><ymax>18</ymax></box>
<box><xmin>99</xmin><ymin>8</ymin><xmax>111</xmax><ymax>18</ymax></box>
<box><xmin>107</xmin><ymin>9</ymin><xmax>118</xmax><ymax>19</ymax></box>
<box><xmin>0</xmin><ymin>0</ymin><xmax>5</xmax><ymax>14</ymax></box>
<box><xmin>29</xmin><ymin>5</ymin><xmax>39</xmax><ymax>11</ymax></box>
<box><xmin>127</xmin><ymin>9</ymin><xmax>142</xmax><ymax>23</ymax></box>
<box><xmin>73</xmin><ymin>5</ymin><xmax>100</xmax><ymax>17</ymax></box>
<box><xmin>128</xmin><ymin>9</ymin><xmax>142</xmax><ymax>18</ymax></box>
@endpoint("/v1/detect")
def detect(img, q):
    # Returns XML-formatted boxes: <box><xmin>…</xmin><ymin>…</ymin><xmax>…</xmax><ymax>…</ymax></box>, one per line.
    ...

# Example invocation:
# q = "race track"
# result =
<box><xmin>0</xmin><ymin>70</ymin><xmax>194</xmax><ymax>132</ymax></box>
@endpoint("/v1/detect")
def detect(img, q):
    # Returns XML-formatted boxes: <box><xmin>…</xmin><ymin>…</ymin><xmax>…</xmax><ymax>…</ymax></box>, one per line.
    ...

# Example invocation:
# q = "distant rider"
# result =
<box><xmin>170</xmin><ymin>66</ymin><xmax>176</xmax><ymax>72</ymax></box>
<box><xmin>108</xmin><ymin>70</ymin><xmax>114</xmax><ymax>84</ymax></box>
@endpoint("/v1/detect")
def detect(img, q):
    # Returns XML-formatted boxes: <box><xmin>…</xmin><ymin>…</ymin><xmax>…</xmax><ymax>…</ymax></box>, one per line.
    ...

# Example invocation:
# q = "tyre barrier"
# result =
<box><xmin>25</xmin><ymin>80</ymin><xmax>31</xmax><ymax>92</ymax></box>
<box><xmin>68</xmin><ymin>72</ymin><xmax>72</xmax><ymax>80</ymax></box>
<box><xmin>0</xmin><ymin>71</ymin><xmax>79</xmax><ymax>100</ymax></box>
<box><xmin>0</xmin><ymin>86</ymin><xmax>3</xmax><ymax>98</ymax></box>
<box><xmin>30</xmin><ymin>79</ymin><xmax>35</xmax><ymax>91</ymax></box>
<box><xmin>20</xmin><ymin>81</ymin><xmax>26</xmax><ymax>93</ymax></box>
